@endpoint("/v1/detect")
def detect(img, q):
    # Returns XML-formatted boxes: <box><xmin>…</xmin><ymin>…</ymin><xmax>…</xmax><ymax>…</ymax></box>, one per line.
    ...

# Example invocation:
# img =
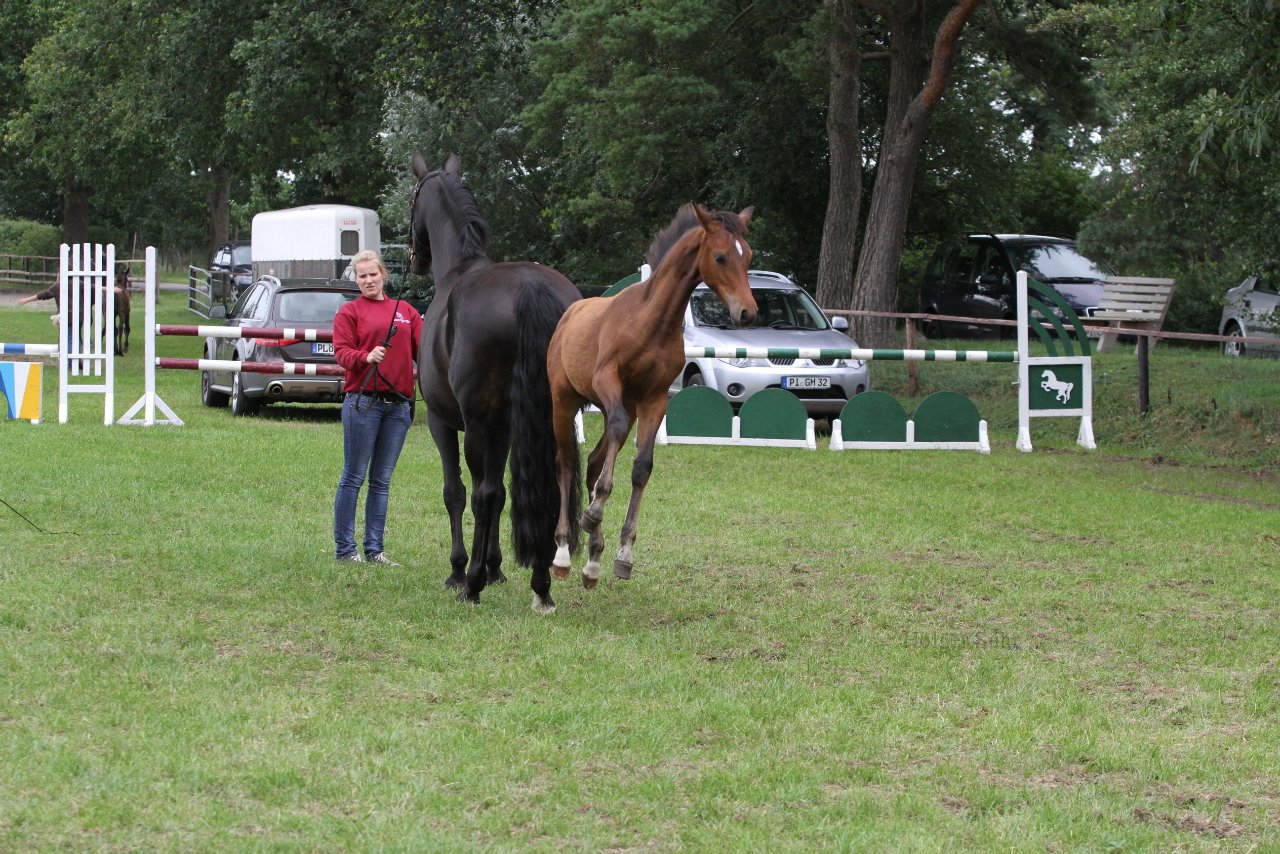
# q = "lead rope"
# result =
<box><xmin>355</xmin><ymin>297</ymin><xmax>412</xmax><ymax>413</ymax></box>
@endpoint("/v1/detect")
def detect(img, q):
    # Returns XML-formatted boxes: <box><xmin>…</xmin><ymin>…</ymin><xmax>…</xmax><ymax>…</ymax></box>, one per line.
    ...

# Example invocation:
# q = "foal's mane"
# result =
<box><xmin>644</xmin><ymin>204</ymin><xmax>747</xmax><ymax>270</ymax></box>
<box><xmin>434</xmin><ymin>170</ymin><xmax>492</xmax><ymax>261</ymax></box>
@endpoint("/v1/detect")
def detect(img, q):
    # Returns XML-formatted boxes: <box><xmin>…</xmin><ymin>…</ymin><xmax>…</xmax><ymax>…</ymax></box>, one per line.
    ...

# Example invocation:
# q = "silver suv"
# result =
<box><xmin>1219</xmin><ymin>274</ymin><xmax>1279</xmax><ymax>357</ymax></box>
<box><xmin>672</xmin><ymin>270</ymin><xmax>870</xmax><ymax>416</ymax></box>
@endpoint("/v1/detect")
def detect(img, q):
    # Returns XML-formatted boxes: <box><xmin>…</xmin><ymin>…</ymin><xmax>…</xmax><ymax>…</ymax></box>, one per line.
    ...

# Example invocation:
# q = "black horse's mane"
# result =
<box><xmin>437</xmin><ymin>171</ymin><xmax>491</xmax><ymax>261</ymax></box>
<box><xmin>645</xmin><ymin>204</ymin><xmax>747</xmax><ymax>270</ymax></box>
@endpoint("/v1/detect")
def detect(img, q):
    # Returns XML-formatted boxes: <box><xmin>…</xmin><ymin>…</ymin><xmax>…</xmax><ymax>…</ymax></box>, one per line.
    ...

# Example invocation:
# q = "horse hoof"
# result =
<box><xmin>614</xmin><ymin>560</ymin><xmax>633</xmax><ymax>580</ymax></box>
<box><xmin>552</xmin><ymin>564</ymin><xmax>571</xmax><ymax>580</ymax></box>
<box><xmin>581</xmin><ymin>507</ymin><xmax>603</xmax><ymax>533</ymax></box>
<box><xmin>455</xmin><ymin>589</ymin><xmax>480</xmax><ymax>604</ymax></box>
<box><xmin>444</xmin><ymin>573</ymin><xmax>464</xmax><ymax>589</ymax></box>
<box><xmin>532</xmin><ymin>593</ymin><xmax>556</xmax><ymax>614</ymax></box>
<box><xmin>488</xmin><ymin>569</ymin><xmax>508</xmax><ymax>585</ymax></box>
<box><xmin>582</xmin><ymin>574</ymin><xmax>598</xmax><ymax>590</ymax></box>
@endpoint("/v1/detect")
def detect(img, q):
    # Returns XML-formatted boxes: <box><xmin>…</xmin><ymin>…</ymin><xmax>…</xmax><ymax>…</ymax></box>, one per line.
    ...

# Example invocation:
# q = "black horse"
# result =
<box><xmin>409</xmin><ymin>152</ymin><xmax>582</xmax><ymax>612</ymax></box>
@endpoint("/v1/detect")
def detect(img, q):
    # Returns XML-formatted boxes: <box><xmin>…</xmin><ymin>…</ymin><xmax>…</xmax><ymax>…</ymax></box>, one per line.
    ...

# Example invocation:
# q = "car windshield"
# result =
<box><xmin>276</xmin><ymin>290</ymin><xmax>357</xmax><ymax>324</ymax></box>
<box><xmin>1006</xmin><ymin>243</ymin><xmax>1113</xmax><ymax>282</ymax></box>
<box><xmin>692</xmin><ymin>287</ymin><xmax>829</xmax><ymax>330</ymax></box>
<box><xmin>231</xmin><ymin>244</ymin><xmax>252</xmax><ymax>267</ymax></box>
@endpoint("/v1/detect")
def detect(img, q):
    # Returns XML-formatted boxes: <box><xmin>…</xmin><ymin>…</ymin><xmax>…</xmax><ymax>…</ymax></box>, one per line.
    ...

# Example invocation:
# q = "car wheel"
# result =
<box><xmin>685</xmin><ymin>368</ymin><xmax>705</xmax><ymax>388</ymax></box>
<box><xmin>229</xmin><ymin>370</ymin><xmax>260</xmax><ymax>416</ymax></box>
<box><xmin>1222</xmin><ymin>322</ymin><xmax>1246</xmax><ymax>357</ymax></box>
<box><xmin>201</xmin><ymin>370</ymin><xmax>229</xmax><ymax>407</ymax></box>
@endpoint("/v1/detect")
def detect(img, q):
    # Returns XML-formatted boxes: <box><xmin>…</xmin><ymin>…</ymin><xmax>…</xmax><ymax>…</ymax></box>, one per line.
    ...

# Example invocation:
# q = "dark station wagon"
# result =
<box><xmin>921</xmin><ymin>234</ymin><xmax>1115</xmax><ymax>337</ymax></box>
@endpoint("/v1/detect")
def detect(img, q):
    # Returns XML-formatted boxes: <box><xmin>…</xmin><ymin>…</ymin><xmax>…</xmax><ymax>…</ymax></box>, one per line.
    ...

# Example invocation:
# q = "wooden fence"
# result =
<box><xmin>0</xmin><ymin>254</ymin><xmax>59</xmax><ymax>288</ymax></box>
<box><xmin>1</xmin><ymin>252</ymin><xmax>151</xmax><ymax>290</ymax></box>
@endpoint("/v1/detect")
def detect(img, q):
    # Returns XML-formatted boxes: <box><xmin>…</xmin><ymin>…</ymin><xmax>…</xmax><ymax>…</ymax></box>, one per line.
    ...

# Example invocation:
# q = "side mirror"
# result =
<box><xmin>209</xmin><ymin>304</ymin><xmax>228</xmax><ymax>320</ymax></box>
<box><xmin>831</xmin><ymin>315</ymin><xmax>849</xmax><ymax>331</ymax></box>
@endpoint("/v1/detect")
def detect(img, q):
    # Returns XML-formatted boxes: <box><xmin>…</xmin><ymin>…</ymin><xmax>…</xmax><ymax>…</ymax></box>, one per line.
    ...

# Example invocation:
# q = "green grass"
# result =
<box><xmin>1</xmin><ymin>292</ymin><xmax>1278</xmax><ymax>850</ymax></box>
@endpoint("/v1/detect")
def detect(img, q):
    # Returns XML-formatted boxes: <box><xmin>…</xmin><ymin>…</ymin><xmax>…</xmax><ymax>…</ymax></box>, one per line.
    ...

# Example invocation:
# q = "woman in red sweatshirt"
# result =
<box><xmin>332</xmin><ymin>249</ymin><xmax>423</xmax><ymax>565</ymax></box>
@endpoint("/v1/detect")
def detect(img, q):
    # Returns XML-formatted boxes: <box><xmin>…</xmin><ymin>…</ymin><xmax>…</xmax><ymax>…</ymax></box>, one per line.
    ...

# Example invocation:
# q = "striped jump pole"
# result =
<box><xmin>157</xmin><ymin>325</ymin><xmax>334</xmax><ymax>342</ymax></box>
<box><xmin>685</xmin><ymin>346</ymin><xmax>1017</xmax><ymax>363</ymax></box>
<box><xmin>121</xmin><ymin>278</ymin><xmax>347</xmax><ymax>427</ymax></box>
<box><xmin>1</xmin><ymin>343</ymin><xmax>59</xmax><ymax>357</ymax></box>
<box><xmin>156</xmin><ymin>358</ymin><xmax>345</xmax><ymax>376</ymax></box>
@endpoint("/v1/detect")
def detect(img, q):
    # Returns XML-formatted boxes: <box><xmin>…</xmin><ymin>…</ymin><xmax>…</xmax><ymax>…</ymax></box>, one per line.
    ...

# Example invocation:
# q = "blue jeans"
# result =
<box><xmin>334</xmin><ymin>393</ymin><xmax>412</xmax><ymax>558</ymax></box>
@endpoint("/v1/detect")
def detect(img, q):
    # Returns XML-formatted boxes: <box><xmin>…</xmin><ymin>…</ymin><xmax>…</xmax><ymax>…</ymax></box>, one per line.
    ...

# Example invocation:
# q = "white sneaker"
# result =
<box><xmin>366</xmin><ymin>552</ymin><xmax>401</xmax><ymax>567</ymax></box>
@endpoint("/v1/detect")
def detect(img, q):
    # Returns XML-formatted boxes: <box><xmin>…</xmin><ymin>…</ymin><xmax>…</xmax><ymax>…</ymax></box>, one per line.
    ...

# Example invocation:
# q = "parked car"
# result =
<box><xmin>1219</xmin><ymin>273</ymin><xmax>1280</xmax><ymax>357</ymax></box>
<box><xmin>673</xmin><ymin>270</ymin><xmax>870</xmax><ymax>416</ymax></box>
<box><xmin>200</xmin><ymin>276</ymin><xmax>359</xmax><ymax>415</ymax></box>
<box><xmin>920</xmin><ymin>234</ymin><xmax>1115</xmax><ymax>337</ymax></box>
<box><xmin>210</xmin><ymin>239</ymin><xmax>252</xmax><ymax>298</ymax></box>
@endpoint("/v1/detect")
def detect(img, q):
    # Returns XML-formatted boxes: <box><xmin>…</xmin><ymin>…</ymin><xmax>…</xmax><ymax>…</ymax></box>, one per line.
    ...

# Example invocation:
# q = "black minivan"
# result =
<box><xmin>920</xmin><ymin>234</ymin><xmax>1114</xmax><ymax>337</ymax></box>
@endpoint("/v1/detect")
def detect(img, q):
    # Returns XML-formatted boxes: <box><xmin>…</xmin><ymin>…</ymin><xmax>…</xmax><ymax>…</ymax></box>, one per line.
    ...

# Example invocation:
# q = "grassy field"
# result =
<box><xmin>2</xmin><ymin>291</ymin><xmax>1278</xmax><ymax>850</ymax></box>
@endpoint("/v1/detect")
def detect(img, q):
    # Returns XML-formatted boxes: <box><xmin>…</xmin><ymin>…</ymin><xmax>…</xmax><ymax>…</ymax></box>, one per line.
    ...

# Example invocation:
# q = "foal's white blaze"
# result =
<box><xmin>553</xmin><ymin>544</ymin><xmax>571</xmax><ymax>569</ymax></box>
<box><xmin>735</xmin><ymin>240</ymin><xmax>744</xmax><ymax>257</ymax></box>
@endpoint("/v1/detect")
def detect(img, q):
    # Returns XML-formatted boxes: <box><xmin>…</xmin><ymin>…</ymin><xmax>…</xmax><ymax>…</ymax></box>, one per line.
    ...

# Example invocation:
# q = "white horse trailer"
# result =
<box><xmin>251</xmin><ymin>204</ymin><xmax>380</xmax><ymax>280</ymax></box>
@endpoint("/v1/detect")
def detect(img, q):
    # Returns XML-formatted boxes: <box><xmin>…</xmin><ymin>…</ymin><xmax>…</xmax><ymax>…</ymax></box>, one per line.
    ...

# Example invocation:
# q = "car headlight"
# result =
<box><xmin>720</xmin><ymin>357</ymin><xmax>767</xmax><ymax>368</ymax></box>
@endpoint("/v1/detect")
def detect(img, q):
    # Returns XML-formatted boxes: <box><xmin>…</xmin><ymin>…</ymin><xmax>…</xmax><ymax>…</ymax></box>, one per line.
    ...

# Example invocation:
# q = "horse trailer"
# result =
<box><xmin>251</xmin><ymin>204</ymin><xmax>380</xmax><ymax>280</ymax></box>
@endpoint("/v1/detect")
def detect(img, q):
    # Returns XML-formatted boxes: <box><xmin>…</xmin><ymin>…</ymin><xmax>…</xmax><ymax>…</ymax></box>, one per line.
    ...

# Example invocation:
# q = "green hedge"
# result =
<box><xmin>0</xmin><ymin>219</ymin><xmax>127</xmax><ymax>258</ymax></box>
<box><xmin>0</xmin><ymin>219</ymin><xmax>60</xmax><ymax>257</ymax></box>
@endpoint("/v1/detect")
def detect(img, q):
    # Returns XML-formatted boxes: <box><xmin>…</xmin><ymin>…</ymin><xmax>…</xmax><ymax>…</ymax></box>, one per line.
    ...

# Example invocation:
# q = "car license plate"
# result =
<box><xmin>783</xmin><ymin>376</ymin><xmax>830</xmax><ymax>390</ymax></box>
<box><xmin>313</xmin><ymin>342</ymin><xmax>334</xmax><ymax>355</ymax></box>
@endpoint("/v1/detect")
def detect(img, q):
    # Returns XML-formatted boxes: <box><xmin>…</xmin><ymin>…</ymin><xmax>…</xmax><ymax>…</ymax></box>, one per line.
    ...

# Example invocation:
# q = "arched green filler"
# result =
<box><xmin>837</xmin><ymin>391</ymin><xmax>908</xmax><ymax>443</ymax></box>
<box><xmin>913</xmin><ymin>391</ymin><xmax>982</xmax><ymax>443</ymax></box>
<box><xmin>739</xmin><ymin>388</ymin><xmax>809</xmax><ymax>440</ymax></box>
<box><xmin>1026</xmin><ymin>278</ymin><xmax>1092</xmax><ymax>358</ymax></box>
<box><xmin>601</xmin><ymin>271</ymin><xmax>642</xmax><ymax>297</ymax></box>
<box><xmin>665</xmin><ymin>386</ymin><xmax>734</xmax><ymax>438</ymax></box>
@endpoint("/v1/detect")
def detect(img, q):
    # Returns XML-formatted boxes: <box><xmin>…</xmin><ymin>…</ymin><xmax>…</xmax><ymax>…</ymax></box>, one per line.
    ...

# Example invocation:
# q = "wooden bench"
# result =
<box><xmin>1091</xmin><ymin>276</ymin><xmax>1176</xmax><ymax>353</ymax></box>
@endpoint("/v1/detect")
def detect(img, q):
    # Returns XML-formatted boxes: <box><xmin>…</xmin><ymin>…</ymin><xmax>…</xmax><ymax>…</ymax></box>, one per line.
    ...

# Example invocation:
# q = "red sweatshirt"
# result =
<box><xmin>332</xmin><ymin>296</ymin><xmax>423</xmax><ymax>396</ymax></box>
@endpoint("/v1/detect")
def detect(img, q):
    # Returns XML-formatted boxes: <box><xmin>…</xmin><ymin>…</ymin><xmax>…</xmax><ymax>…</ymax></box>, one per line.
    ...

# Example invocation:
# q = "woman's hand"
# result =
<box><xmin>366</xmin><ymin>345</ymin><xmax>386</xmax><ymax>364</ymax></box>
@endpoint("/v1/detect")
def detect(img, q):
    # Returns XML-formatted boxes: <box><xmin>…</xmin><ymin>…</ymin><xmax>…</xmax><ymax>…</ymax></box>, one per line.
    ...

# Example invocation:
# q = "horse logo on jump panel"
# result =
<box><xmin>1040</xmin><ymin>369</ymin><xmax>1074</xmax><ymax>403</ymax></box>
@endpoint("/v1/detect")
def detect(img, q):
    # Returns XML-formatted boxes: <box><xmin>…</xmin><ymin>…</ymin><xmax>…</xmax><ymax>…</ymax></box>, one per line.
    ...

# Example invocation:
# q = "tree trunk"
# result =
<box><xmin>852</xmin><ymin>0</ymin><xmax>983</xmax><ymax>347</ymax></box>
<box><xmin>815</xmin><ymin>0</ymin><xmax>863</xmax><ymax>312</ymax></box>
<box><xmin>206</xmin><ymin>165</ymin><xmax>231</xmax><ymax>260</ymax></box>
<box><xmin>61</xmin><ymin>180</ymin><xmax>91</xmax><ymax>247</ymax></box>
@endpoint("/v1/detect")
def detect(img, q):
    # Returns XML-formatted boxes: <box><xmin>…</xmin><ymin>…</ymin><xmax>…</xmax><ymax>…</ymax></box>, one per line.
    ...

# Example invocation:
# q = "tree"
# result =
<box><xmin>815</xmin><ymin>1</ymin><xmax>863</xmax><ymax>318</ymax></box>
<box><xmin>844</xmin><ymin>0</ymin><xmax>983</xmax><ymax>347</ymax></box>
<box><xmin>5</xmin><ymin>1</ymin><xmax>164</xmax><ymax>245</ymax></box>
<box><xmin>521</xmin><ymin>0</ymin><xmax>834</xmax><ymax>286</ymax></box>
<box><xmin>1077</xmin><ymin>0</ymin><xmax>1280</xmax><ymax>333</ymax></box>
<box><xmin>227</xmin><ymin>0</ymin><xmax>393</xmax><ymax>212</ymax></box>
<box><xmin>137</xmin><ymin>0</ymin><xmax>264</xmax><ymax>257</ymax></box>
<box><xmin>0</xmin><ymin>0</ymin><xmax>57</xmax><ymax>222</ymax></box>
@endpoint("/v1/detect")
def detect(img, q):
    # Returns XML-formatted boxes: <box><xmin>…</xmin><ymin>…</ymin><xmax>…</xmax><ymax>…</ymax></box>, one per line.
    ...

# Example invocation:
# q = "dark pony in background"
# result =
<box><xmin>113</xmin><ymin>265</ymin><xmax>131</xmax><ymax>356</ymax></box>
<box><xmin>409</xmin><ymin>152</ymin><xmax>582</xmax><ymax>613</ymax></box>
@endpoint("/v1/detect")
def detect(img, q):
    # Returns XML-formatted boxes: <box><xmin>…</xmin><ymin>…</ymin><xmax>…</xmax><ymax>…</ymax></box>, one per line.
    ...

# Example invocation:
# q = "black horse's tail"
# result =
<box><xmin>508</xmin><ymin>280</ymin><xmax>581</xmax><ymax>568</ymax></box>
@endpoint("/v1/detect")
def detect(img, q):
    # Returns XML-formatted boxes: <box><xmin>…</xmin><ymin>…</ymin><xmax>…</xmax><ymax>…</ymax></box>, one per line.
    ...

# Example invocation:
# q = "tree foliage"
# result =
<box><xmin>1076</xmin><ymin>0</ymin><xmax>1280</xmax><ymax>333</ymax></box>
<box><xmin>2</xmin><ymin>0</ymin><xmax>1276</xmax><ymax>342</ymax></box>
